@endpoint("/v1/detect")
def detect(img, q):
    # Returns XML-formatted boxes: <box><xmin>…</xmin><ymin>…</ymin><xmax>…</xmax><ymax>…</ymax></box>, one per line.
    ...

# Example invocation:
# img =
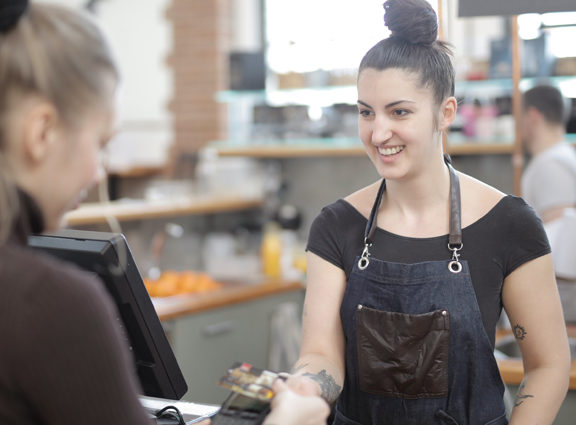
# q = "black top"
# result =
<box><xmin>0</xmin><ymin>191</ymin><xmax>151</xmax><ymax>425</ymax></box>
<box><xmin>306</xmin><ymin>195</ymin><xmax>551</xmax><ymax>347</ymax></box>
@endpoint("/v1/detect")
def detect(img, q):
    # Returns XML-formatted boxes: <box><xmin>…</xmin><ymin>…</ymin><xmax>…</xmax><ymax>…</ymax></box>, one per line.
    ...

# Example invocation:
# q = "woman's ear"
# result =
<box><xmin>22</xmin><ymin>101</ymin><xmax>59</xmax><ymax>165</ymax></box>
<box><xmin>438</xmin><ymin>96</ymin><xmax>457</xmax><ymax>132</ymax></box>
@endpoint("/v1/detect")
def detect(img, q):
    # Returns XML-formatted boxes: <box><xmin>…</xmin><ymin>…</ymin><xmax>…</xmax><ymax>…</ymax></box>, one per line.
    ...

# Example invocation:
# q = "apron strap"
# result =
<box><xmin>364</xmin><ymin>179</ymin><xmax>386</xmax><ymax>246</ymax></box>
<box><xmin>447</xmin><ymin>159</ymin><xmax>462</xmax><ymax>247</ymax></box>
<box><xmin>362</xmin><ymin>154</ymin><xmax>462</xmax><ymax>251</ymax></box>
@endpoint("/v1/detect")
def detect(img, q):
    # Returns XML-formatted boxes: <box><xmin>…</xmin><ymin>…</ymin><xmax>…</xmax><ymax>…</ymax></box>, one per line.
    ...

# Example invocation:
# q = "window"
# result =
<box><xmin>265</xmin><ymin>0</ymin><xmax>438</xmax><ymax>73</ymax></box>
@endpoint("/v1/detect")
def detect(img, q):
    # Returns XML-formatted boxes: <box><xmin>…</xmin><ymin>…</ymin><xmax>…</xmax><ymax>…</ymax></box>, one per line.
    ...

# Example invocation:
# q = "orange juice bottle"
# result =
<box><xmin>261</xmin><ymin>222</ymin><xmax>282</xmax><ymax>279</ymax></box>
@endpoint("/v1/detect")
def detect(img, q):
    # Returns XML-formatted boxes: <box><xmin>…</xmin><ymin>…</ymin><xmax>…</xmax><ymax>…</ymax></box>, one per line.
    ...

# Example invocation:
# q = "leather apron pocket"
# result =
<box><xmin>356</xmin><ymin>305</ymin><xmax>450</xmax><ymax>398</ymax></box>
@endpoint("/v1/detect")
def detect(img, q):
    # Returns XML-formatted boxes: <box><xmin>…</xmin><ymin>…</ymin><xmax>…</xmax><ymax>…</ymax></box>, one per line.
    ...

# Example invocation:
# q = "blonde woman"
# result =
<box><xmin>0</xmin><ymin>2</ymin><xmax>329</xmax><ymax>425</ymax></box>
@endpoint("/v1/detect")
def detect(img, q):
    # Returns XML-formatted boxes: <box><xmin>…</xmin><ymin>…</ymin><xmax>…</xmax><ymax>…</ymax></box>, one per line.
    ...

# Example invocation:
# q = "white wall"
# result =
<box><xmin>443</xmin><ymin>0</ymin><xmax>505</xmax><ymax>79</ymax></box>
<box><xmin>229</xmin><ymin>0</ymin><xmax>261</xmax><ymax>51</ymax></box>
<box><xmin>35</xmin><ymin>0</ymin><xmax>174</xmax><ymax>170</ymax></box>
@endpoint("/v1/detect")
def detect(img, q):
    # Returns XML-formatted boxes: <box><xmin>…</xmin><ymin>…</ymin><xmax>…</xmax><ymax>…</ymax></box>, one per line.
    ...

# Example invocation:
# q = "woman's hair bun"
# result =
<box><xmin>384</xmin><ymin>0</ymin><xmax>438</xmax><ymax>46</ymax></box>
<box><xmin>0</xmin><ymin>0</ymin><xmax>29</xmax><ymax>33</ymax></box>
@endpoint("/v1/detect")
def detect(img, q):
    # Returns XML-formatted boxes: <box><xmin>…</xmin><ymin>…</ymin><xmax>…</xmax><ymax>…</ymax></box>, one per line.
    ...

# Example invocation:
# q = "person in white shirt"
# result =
<box><xmin>521</xmin><ymin>84</ymin><xmax>576</xmax><ymax>322</ymax></box>
<box><xmin>521</xmin><ymin>84</ymin><xmax>576</xmax><ymax>223</ymax></box>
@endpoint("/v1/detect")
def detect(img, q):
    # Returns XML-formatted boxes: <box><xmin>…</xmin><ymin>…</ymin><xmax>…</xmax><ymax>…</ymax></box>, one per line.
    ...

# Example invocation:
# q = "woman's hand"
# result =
<box><xmin>263</xmin><ymin>379</ymin><xmax>330</xmax><ymax>425</ymax></box>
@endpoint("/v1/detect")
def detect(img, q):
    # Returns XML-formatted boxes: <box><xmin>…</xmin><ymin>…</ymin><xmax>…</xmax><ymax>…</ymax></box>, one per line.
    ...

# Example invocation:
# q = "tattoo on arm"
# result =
<box><xmin>514</xmin><ymin>381</ymin><xmax>534</xmax><ymax>407</ymax></box>
<box><xmin>302</xmin><ymin>369</ymin><xmax>342</xmax><ymax>404</ymax></box>
<box><xmin>291</xmin><ymin>363</ymin><xmax>309</xmax><ymax>374</ymax></box>
<box><xmin>513</xmin><ymin>324</ymin><xmax>527</xmax><ymax>340</ymax></box>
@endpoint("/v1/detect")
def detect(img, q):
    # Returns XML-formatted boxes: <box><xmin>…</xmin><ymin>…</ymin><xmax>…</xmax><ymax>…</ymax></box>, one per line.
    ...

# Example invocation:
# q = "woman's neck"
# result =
<box><xmin>387</xmin><ymin>158</ymin><xmax>450</xmax><ymax>209</ymax></box>
<box><xmin>378</xmin><ymin>157</ymin><xmax>452</xmax><ymax>237</ymax></box>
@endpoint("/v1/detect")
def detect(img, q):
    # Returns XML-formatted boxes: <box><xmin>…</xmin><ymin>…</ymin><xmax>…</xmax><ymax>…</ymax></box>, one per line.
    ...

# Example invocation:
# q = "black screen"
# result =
<box><xmin>28</xmin><ymin>229</ymin><xmax>188</xmax><ymax>400</ymax></box>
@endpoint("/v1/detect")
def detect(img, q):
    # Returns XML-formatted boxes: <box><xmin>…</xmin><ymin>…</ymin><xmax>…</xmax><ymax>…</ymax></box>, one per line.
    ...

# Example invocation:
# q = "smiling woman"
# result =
<box><xmin>285</xmin><ymin>1</ymin><xmax>571</xmax><ymax>424</ymax></box>
<box><xmin>356</xmin><ymin>68</ymin><xmax>456</xmax><ymax>180</ymax></box>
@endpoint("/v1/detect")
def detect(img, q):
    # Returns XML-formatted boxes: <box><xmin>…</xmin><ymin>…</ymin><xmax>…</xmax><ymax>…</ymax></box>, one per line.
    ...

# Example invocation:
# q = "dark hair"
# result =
<box><xmin>359</xmin><ymin>0</ymin><xmax>454</xmax><ymax>105</ymax></box>
<box><xmin>523</xmin><ymin>85</ymin><xmax>568</xmax><ymax>126</ymax></box>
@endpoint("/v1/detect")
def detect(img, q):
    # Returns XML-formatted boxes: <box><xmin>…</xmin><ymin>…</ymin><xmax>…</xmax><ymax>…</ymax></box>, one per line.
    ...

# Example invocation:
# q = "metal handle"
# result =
<box><xmin>202</xmin><ymin>321</ymin><xmax>234</xmax><ymax>337</ymax></box>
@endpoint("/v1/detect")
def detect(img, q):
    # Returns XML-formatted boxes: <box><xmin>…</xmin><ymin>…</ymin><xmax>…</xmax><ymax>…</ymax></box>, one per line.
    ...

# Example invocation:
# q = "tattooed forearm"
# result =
<box><xmin>514</xmin><ymin>381</ymin><xmax>534</xmax><ymax>407</ymax></box>
<box><xmin>513</xmin><ymin>324</ymin><xmax>527</xmax><ymax>340</ymax></box>
<box><xmin>302</xmin><ymin>369</ymin><xmax>342</xmax><ymax>404</ymax></box>
<box><xmin>291</xmin><ymin>363</ymin><xmax>309</xmax><ymax>374</ymax></box>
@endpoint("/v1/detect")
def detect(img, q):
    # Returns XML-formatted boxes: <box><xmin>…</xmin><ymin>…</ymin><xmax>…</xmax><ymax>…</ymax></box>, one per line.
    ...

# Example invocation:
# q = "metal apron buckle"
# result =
<box><xmin>448</xmin><ymin>243</ymin><xmax>463</xmax><ymax>273</ymax></box>
<box><xmin>358</xmin><ymin>243</ymin><xmax>372</xmax><ymax>270</ymax></box>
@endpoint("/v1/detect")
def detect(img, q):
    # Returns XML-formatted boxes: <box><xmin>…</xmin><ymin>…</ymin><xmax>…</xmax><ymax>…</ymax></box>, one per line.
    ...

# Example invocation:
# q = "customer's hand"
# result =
<box><xmin>282</xmin><ymin>373</ymin><xmax>322</xmax><ymax>397</ymax></box>
<box><xmin>195</xmin><ymin>377</ymin><xmax>329</xmax><ymax>425</ymax></box>
<box><xmin>263</xmin><ymin>379</ymin><xmax>330</xmax><ymax>425</ymax></box>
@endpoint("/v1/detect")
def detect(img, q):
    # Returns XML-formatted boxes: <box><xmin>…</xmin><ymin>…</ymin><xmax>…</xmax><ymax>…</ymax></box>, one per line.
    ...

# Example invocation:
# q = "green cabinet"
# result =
<box><xmin>166</xmin><ymin>289</ymin><xmax>304</xmax><ymax>404</ymax></box>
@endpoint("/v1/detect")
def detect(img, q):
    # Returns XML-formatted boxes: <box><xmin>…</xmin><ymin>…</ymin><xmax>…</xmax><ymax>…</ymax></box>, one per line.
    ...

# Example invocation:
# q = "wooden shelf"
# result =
<box><xmin>108</xmin><ymin>165</ymin><xmax>165</xmax><ymax>178</ymax></box>
<box><xmin>215</xmin><ymin>144</ymin><xmax>366</xmax><ymax>158</ymax></box>
<box><xmin>212</xmin><ymin>142</ymin><xmax>514</xmax><ymax>158</ymax></box>
<box><xmin>64</xmin><ymin>196</ymin><xmax>263</xmax><ymax>226</ymax></box>
<box><xmin>496</xmin><ymin>325</ymin><xmax>576</xmax><ymax>390</ymax></box>
<box><xmin>448</xmin><ymin>143</ymin><xmax>514</xmax><ymax>155</ymax></box>
<box><xmin>153</xmin><ymin>278</ymin><xmax>304</xmax><ymax>321</ymax></box>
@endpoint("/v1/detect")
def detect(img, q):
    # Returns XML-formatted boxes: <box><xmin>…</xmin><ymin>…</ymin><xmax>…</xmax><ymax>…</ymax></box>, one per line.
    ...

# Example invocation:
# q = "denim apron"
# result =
<box><xmin>334</xmin><ymin>160</ymin><xmax>508</xmax><ymax>425</ymax></box>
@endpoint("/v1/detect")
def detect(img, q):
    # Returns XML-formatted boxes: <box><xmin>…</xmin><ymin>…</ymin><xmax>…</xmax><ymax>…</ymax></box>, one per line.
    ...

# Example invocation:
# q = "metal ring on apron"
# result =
<box><xmin>358</xmin><ymin>244</ymin><xmax>372</xmax><ymax>270</ymax></box>
<box><xmin>448</xmin><ymin>243</ymin><xmax>463</xmax><ymax>274</ymax></box>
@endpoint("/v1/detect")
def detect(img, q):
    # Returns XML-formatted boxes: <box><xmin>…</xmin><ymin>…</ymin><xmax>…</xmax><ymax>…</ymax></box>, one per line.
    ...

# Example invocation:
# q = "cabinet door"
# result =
<box><xmin>169</xmin><ymin>290</ymin><xmax>304</xmax><ymax>404</ymax></box>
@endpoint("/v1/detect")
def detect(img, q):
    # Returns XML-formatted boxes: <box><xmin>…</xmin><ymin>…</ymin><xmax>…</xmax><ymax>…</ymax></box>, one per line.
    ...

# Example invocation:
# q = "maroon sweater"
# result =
<box><xmin>0</xmin><ymin>191</ymin><xmax>151</xmax><ymax>424</ymax></box>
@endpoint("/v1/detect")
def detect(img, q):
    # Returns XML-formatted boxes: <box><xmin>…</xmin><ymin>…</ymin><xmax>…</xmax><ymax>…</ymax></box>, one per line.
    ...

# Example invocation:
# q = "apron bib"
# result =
<box><xmin>335</xmin><ymin>159</ymin><xmax>508</xmax><ymax>425</ymax></box>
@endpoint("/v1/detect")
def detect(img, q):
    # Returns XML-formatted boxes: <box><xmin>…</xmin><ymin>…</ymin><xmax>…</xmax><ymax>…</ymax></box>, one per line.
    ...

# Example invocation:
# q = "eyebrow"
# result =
<box><xmin>357</xmin><ymin>99</ymin><xmax>416</xmax><ymax>109</ymax></box>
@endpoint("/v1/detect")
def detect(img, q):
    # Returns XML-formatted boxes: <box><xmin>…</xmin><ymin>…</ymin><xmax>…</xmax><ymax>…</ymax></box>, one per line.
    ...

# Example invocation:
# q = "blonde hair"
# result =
<box><xmin>0</xmin><ymin>3</ymin><xmax>118</xmax><ymax>243</ymax></box>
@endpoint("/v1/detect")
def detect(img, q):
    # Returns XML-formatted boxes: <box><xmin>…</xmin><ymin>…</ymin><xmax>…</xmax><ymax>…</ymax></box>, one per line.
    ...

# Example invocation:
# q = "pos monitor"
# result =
<box><xmin>28</xmin><ymin>229</ymin><xmax>188</xmax><ymax>400</ymax></box>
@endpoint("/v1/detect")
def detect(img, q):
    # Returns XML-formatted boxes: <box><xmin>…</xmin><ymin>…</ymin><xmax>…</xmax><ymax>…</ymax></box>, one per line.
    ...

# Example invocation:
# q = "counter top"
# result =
<box><xmin>152</xmin><ymin>278</ymin><xmax>305</xmax><ymax>321</ymax></box>
<box><xmin>496</xmin><ymin>325</ymin><xmax>576</xmax><ymax>390</ymax></box>
<box><xmin>497</xmin><ymin>359</ymin><xmax>576</xmax><ymax>390</ymax></box>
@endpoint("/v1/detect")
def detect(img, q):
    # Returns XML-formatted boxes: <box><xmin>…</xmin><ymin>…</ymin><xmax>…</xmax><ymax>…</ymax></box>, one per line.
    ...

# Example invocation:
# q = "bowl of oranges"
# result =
<box><xmin>144</xmin><ymin>270</ymin><xmax>222</xmax><ymax>298</ymax></box>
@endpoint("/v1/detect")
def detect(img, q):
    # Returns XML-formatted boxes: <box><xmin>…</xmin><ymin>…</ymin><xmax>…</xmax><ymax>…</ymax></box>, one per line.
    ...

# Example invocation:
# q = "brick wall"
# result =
<box><xmin>166</xmin><ymin>0</ymin><xmax>230</xmax><ymax>173</ymax></box>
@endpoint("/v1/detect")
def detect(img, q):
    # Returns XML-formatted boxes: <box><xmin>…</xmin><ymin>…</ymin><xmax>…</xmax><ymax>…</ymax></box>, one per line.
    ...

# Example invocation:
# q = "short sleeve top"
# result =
<box><xmin>306</xmin><ymin>195</ymin><xmax>551</xmax><ymax>347</ymax></box>
<box><xmin>522</xmin><ymin>142</ymin><xmax>576</xmax><ymax>216</ymax></box>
